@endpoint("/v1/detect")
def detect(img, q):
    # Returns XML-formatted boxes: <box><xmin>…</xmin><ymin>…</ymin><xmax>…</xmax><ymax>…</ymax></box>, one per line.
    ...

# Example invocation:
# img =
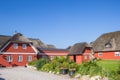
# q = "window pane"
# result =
<box><xmin>22</xmin><ymin>44</ymin><xmax>27</xmax><ymax>49</ymax></box>
<box><xmin>18</xmin><ymin>55</ymin><xmax>23</xmax><ymax>62</ymax></box>
<box><xmin>50</xmin><ymin>56</ymin><xmax>54</xmax><ymax>60</ymax></box>
<box><xmin>98</xmin><ymin>52</ymin><xmax>102</xmax><ymax>56</ymax></box>
<box><xmin>7</xmin><ymin>55</ymin><xmax>12</xmax><ymax>62</ymax></box>
<box><xmin>27</xmin><ymin>56</ymin><xmax>32</xmax><ymax>62</ymax></box>
<box><xmin>84</xmin><ymin>55</ymin><xmax>87</xmax><ymax>60</ymax></box>
<box><xmin>13</xmin><ymin>44</ymin><xmax>18</xmax><ymax>49</ymax></box>
<box><xmin>115</xmin><ymin>52</ymin><xmax>120</xmax><ymax>56</ymax></box>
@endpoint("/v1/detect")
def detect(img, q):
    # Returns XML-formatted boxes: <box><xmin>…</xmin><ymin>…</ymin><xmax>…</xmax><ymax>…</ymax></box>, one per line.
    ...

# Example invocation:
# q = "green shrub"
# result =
<box><xmin>28</xmin><ymin>60</ymin><xmax>37</xmax><ymax>66</ymax></box>
<box><xmin>35</xmin><ymin>58</ymin><xmax>50</xmax><ymax>70</ymax></box>
<box><xmin>77</xmin><ymin>61</ymin><xmax>102</xmax><ymax>76</ymax></box>
<box><xmin>41</xmin><ymin>63</ymin><xmax>53</xmax><ymax>72</ymax></box>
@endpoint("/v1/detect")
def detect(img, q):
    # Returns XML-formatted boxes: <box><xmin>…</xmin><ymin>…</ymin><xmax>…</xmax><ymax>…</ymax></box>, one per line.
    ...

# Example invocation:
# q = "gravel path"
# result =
<box><xmin>0</xmin><ymin>67</ymin><xmax>78</xmax><ymax>80</ymax></box>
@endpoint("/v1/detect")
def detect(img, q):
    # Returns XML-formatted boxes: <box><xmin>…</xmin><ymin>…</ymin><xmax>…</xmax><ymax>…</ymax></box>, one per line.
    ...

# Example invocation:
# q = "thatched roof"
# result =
<box><xmin>29</xmin><ymin>38</ymin><xmax>47</xmax><ymax>48</ymax></box>
<box><xmin>47</xmin><ymin>45</ymin><xmax>56</xmax><ymax>49</ymax></box>
<box><xmin>10</xmin><ymin>33</ymin><xmax>32</xmax><ymax>43</ymax></box>
<box><xmin>0</xmin><ymin>33</ymin><xmax>56</xmax><ymax>49</ymax></box>
<box><xmin>0</xmin><ymin>35</ymin><xmax>11</xmax><ymax>48</ymax></box>
<box><xmin>92</xmin><ymin>31</ymin><xmax>120</xmax><ymax>52</ymax></box>
<box><xmin>68</xmin><ymin>42</ymin><xmax>91</xmax><ymax>55</ymax></box>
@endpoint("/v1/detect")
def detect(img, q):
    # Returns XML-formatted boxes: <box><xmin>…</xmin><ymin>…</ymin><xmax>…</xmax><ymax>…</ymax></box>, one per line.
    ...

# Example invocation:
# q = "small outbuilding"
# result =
<box><xmin>68</xmin><ymin>42</ymin><xmax>92</xmax><ymax>64</ymax></box>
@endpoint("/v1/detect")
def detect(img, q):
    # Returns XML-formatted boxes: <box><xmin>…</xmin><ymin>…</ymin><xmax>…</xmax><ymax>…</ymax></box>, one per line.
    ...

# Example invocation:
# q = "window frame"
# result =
<box><xmin>27</xmin><ymin>56</ymin><xmax>32</xmax><ymax>62</ymax></box>
<box><xmin>84</xmin><ymin>55</ymin><xmax>87</xmax><ymax>60</ymax></box>
<box><xmin>18</xmin><ymin>55</ymin><xmax>23</xmax><ymax>62</ymax></box>
<box><xmin>105</xmin><ymin>43</ymin><xmax>112</xmax><ymax>48</ymax></box>
<box><xmin>7</xmin><ymin>55</ymin><xmax>12</xmax><ymax>62</ymax></box>
<box><xmin>22</xmin><ymin>44</ymin><xmax>27</xmax><ymax>49</ymax></box>
<box><xmin>115</xmin><ymin>52</ymin><xmax>120</xmax><ymax>56</ymax></box>
<box><xmin>13</xmin><ymin>43</ymin><xmax>18</xmax><ymax>49</ymax></box>
<box><xmin>98</xmin><ymin>52</ymin><xmax>102</xmax><ymax>57</ymax></box>
<box><xmin>50</xmin><ymin>56</ymin><xmax>54</xmax><ymax>60</ymax></box>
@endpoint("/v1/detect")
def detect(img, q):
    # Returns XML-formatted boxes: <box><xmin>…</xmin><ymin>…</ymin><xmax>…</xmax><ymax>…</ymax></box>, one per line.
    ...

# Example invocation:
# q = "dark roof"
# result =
<box><xmin>37</xmin><ymin>48</ymin><xmax>67</xmax><ymax>51</ymax></box>
<box><xmin>92</xmin><ymin>31</ymin><xmax>120</xmax><ymax>52</ymax></box>
<box><xmin>68</xmin><ymin>42</ymin><xmax>91</xmax><ymax>55</ymax></box>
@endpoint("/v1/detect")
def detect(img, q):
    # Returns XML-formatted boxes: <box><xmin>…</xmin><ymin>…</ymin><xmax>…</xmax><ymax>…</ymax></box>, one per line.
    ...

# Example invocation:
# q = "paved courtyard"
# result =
<box><xmin>0</xmin><ymin>67</ymin><xmax>78</xmax><ymax>80</ymax></box>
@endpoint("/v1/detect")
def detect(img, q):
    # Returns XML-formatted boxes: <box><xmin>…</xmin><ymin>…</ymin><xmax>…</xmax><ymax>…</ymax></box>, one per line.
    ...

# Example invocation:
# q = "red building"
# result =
<box><xmin>0</xmin><ymin>33</ymin><xmax>69</xmax><ymax>67</ymax></box>
<box><xmin>0</xmin><ymin>33</ymin><xmax>39</xmax><ymax>67</ymax></box>
<box><xmin>68</xmin><ymin>42</ymin><xmax>92</xmax><ymax>64</ymax></box>
<box><xmin>92</xmin><ymin>31</ymin><xmax>120</xmax><ymax>60</ymax></box>
<box><xmin>37</xmin><ymin>48</ymin><xmax>68</xmax><ymax>60</ymax></box>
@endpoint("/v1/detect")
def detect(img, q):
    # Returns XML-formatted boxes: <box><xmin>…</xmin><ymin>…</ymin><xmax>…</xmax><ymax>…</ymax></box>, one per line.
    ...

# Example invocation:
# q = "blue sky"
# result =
<box><xmin>0</xmin><ymin>0</ymin><xmax>120</xmax><ymax>48</ymax></box>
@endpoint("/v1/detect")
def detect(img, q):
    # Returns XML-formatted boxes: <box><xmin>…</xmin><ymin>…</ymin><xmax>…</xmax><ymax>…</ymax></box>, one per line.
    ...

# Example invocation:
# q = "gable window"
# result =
<box><xmin>27</xmin><ymin>56</ymin><xmax>32</xmax><ymax>62</ymax></box>
<box><xmin>115</xmin><ymin>52</ymin><xmax>120</xmax><ymax>56</ymax></box>
<box><xmin>22</xmin><ymin>44</ymin><xmax>27</xmax><ymax>49</ymax></box>
<box><xmin>7</xmin><ymin>55</ymin><xmax>12</xmax><ymax>62</ymax></box>
<box><xmin>18</xmin><ymin>55</ymin><xmax>23</xmax><ymax>62</ymax></box>
<box><xmin>105</xmin><ymin>43</ymin><xmax>112</xmax><ymax>48</ymax></box>
<box><xmin>13</xmin><ymin>43</ymin><xmax>18</xmax><ymax>49</ymax></box>
<box><xmin>98</xmin><ymin>52</ymin><xmax>102</xmax><ymax>57</ymax></box>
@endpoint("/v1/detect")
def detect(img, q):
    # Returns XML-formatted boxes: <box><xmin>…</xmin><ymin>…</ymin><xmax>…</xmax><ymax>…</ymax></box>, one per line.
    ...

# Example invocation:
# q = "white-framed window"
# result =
<box><xmin>57</xmin><ymin>56</ymin><xmax>60</xmax><ymax>58</ymax></box>
<box><xmin>18</xmin><ymin>55</ymin><xmax>23</xmax><ymax>62</ymax></box>
<box><xmin>22</xmin><ymin>44</ymin><xmax>27</xmax><ymax>49</ymax></box>
<box><xmin>84</xmin><ymin>55</ymin><xmax>87</xmax><ymax>60</ymax></box>
<box><xmin>50</xmin><ymin>56</ymin><xmax>54</xmax><ymax>60</ymax></box>
<box><xmin>13</xmin><ymin>43</ymin><xmax>18</xmax><ymax>49</ymax></box>
<box><xmin>64</xmin><ymin>56</ymin><xmax>67</xmax><ymax>59</ymax></box>
<box><xmin>27</xmin><ymin>56</ymin><xmax>32</xmax><ymax>62</ymax></box>
<box><xmin>115</xmin><ymin>52</ymin><xmax>120</xmax><ymax>56</ymax></box>
<box><xmin>105</xmin><ymin>43</ymin><xmax>112</xmax><ymax>48</ymax></box>
<box><xmin>98</xmin><ymin>52</ymin><xmax>102</xmax><ymax>57</ymax></box>
<box><xmin>42</xmin><ymin>55</ymin><xmax>47</xmax><ymax>59</ymax></box>
<box><xmin>7</xmin><ymin>55</ymin><xmax>12</xmax><ymax>62</ymax></box>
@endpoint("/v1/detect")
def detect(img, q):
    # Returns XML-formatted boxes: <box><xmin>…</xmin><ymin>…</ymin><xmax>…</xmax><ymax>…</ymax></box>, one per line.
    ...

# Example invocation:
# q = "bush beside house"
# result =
<box><xmin>28</xmin><ymin>57</ymin><xmax>120</xmax><ymax>80</ymax></box>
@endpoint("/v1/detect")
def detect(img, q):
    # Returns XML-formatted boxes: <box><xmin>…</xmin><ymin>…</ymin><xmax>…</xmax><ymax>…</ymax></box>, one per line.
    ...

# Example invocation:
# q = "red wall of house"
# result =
<box><xmin>69</xmin><ymin>47</ymin><xmax>91</xmax><ymax>64</ymax></box>
<box><xmin>82</xmin><ymin>48</ymin><xmax>91</xmax><ymax>62</ymax></box>
<box><xmin>69</xmin><ymin>55</ymin><xmax>74</xmax><ymax>60</ymax></box>
<box><xmin>0</xmin><ymin>54</ymin><xmax>36</xmax><ymax>67</ymax></box>
<box><xmin>38</xmin><ymin>50</ymin><xmax>68</xmax><ymax>60</ymax></box>
<box><xmin>94</xmin><ymin>51</ymin><xmax>120</xmax><ymax>60</ymax></box>
<box><xmin>76</xmin><ymin>55</ymin><xmax>83</xmax><ymax>64</ymax></box>
<box><xmin>3</xmin><ymin>43</ymin><xmax>35</xmax><ymax>53</ymax></box>
<box><xmin>0</xmin><ymin>42</ymin><xmax>37</xmax><ymax>67</ymax></box>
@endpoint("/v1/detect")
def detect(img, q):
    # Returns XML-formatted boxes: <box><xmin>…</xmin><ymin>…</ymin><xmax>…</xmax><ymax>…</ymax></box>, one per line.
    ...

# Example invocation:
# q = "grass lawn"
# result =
<box><xmin>97</xmin><ymin>60</ymin><xmax>120</xmax><ymax>71</ymax></box>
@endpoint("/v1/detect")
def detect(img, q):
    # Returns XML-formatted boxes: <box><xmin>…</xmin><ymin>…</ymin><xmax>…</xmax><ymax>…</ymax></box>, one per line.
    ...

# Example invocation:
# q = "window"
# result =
<box><xmin>42</xmin><ymin>55</ymin><xmax>47</xmax><ymax>59</ymax></box>
<box><xmin>22</xmin><ymin>44</ymin><xmax>27</xmax><ymax>49</ymax></box>
<box><xmin>27</xmin><ymin>56</ymin><xmax>32</xmax><ymax>62</ymax></box>
<box><xmin>115</xmin><ymin>52</ymin><xmax>120</xmax><ymax>56</ymax></box>
<box><xmin>57</xmin><ymin>56</ymin><xmax>60</xmax><ymax>58</ymax></box>
<box><xmin>105</xmin><ymin>43</ymin><xmax>112</xmax><ymax>48</ymax></box>
<box><xmin>98</xmin><ymin>52</ymin><xmax>102</xmax><ymax>57</ymax></box>
<box><xmin>64</xmin><ymin>56</ymin><xmax>67</xmax><ymax>59</ymax></box>
<box><xmin>13</xmin><ymin>43</ymin><xmax>18</xmax><ymax>49</ymax></box>
<box><xmin>7</xmin><ymin>55</ymin><xmax>12</xmax><ymax>62</ymax></box>
<box><xmin>50</xmin><ymin>56</ymin><xmax>54</xmax><ymax>60</ymax></box>
<box><xmin>18</xmin><ymin>55</ymin><xmax>23</xmax><ymax>62</ymax></box>
<box><xmin>84</xmin><ymin>55</ymin><xmax>87</xmax><ymax>60</ymax></box>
